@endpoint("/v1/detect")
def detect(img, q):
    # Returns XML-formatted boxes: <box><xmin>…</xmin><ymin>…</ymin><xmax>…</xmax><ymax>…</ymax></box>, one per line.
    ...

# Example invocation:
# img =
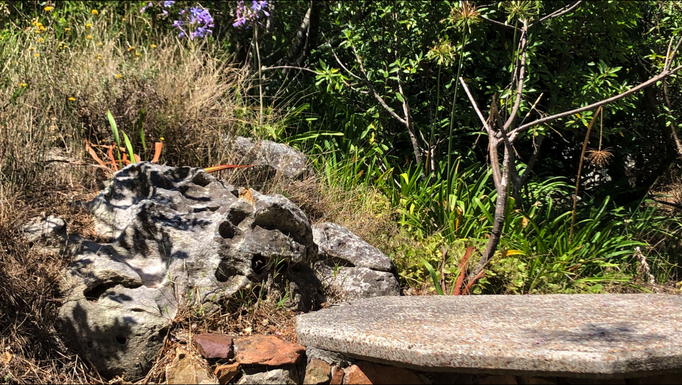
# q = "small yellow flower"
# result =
<box><xmin>34</xmin><ymin>53</ymin><xmax>40</xmax><ymax>57</ymax></box>
<box><xmin>150</xmin><ymin>44</ymin><xmax>157</xmax><ymax>48</ymax></box>
<box><xmin>37</xmin><ymin>38</ymin><xmax>44</xmax><ymax>43</ymax></box>
<box><xmin>29</xmin><ymin>46</ymin><xmax>35</xmax><ymax>50</ymax></box>
<box><xmin>128</xmin><ymin>46</ymin><xmax>135</xmax><ymax>52</ymax></box>
<box><xmin>86</xmin><ymin>35</ymin><xmax>92</xmax><ymax>39</ymax></box>
<box><xmin>92</xmin><ymin>10</ymin><xmax>99</xmax><ymax>15</ymax></box>
<box><xmin>19</xmin><ymin>83</ymin><xmax>27</xmax><ymax>87</ymax></box>
<box><xmin>44</xmin><ymin>6</ymin><xmax>54</xmax><ymax>11</ymax></box>
<box><xmin>34</xmin><ymin>29</ymin><xmax>41</xmax><ymax>34</ymax></box>
<box><xmin>68</xmin><ymin>97</ymin><xmax>76</xmax><ymax>101</ymax></box>
<box><xmin>85</xmin><ymin>23</ymin><xmax>92</xmax><ymax>28</ymax></box>
<box><xmin>64</xmin><ymin>27</ymin><xmax>71</xmax><ymax>31</ymax></box>
<box><xmin>135</xmin><ymin>52</ymin><xmax>141</xmax><ymax>57</ymax></box>
<box><xmin>97</xmin><ymin>42</ymin><xmax>103</xmax><ymax>46</ymax></box>
<box><xmin>116</xmin><ymin>74</ymin><xmax>122</xmax><ymax>79</ymax></box>
<box><xmin>97</xmin><ymin>54</ymin><xmax>102</xmax><ymax>59</ymax></box>
<box><xmin>39</xmin><ymin>25</ymin><xmax>46</xmax><ymax>31</ymax></box>
<box><xmin>160</xmin><ymin>137</ymin><xmax>165</xmax><ymax>141</ymax></box>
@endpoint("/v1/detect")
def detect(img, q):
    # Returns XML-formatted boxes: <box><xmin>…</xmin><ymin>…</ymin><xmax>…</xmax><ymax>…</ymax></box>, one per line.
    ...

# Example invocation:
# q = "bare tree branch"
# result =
<box><xmin>459</xmin><ymin>78</ymin><xmax>503</xmax><ymax>191</ymax></box>
<box><xmin>349</xmin><ymin>46</ymin><xmax>409</xmax><ymax>127</ymax></box>
<box><xmin>665</xmin><ymin>35</ymin><xmax>682</xmax><ymax>71</ymax></box>
<box><xmin>459</xmin><ymin>78</ymin><xmax>492</xmax><ymax>134</ymax></box>
<box><xmin>503</xmin><ymin>24</ymin><xmax>528</xmax><ymax>133</ymax></box>
<box><xmin>480</xmin><ymin>15</ymin><xmax>519</xmax><ymax>31</ymax></box>
<box><xmin>510</xmin><ymin>64</ymin><xmax>682</xmax><ymax>142</ymax></box>
<box><xmin>531</xmin><ymin>0</ymin><xmax>583</xmax><ymax>27</ymax></box>
<box><xmin>262</xmin><ymin>65</ymin><xmax>319</xmax><ymax>75</ymax></box>
<box><xmin>519</xmin><ymin>134</ymin><xmax>544</xmax><ymax>187</ymax></box>
<box><xmin>325</xmin><ymin>36</ymin><xmax>409</xmax><ymax>126</ymax></box>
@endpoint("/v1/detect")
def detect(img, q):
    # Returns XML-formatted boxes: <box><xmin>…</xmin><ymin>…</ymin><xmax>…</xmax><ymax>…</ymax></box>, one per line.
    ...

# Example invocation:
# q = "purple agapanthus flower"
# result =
<box><xmin>140</xmin><ymin>1</ymin><xmax>214</xmax><ymax>40</ymax></box>
<box><xmin>171</xmin><ymin>6</ymin><xmax>214</xmax><ymax>39</ymax></box>
<box><xmin>140</xmin><ymin>2</ymin><xmax>153</xmax><ymax>13</ymax></box>
<box><xmin>233</xmin><ymin>0</ymin><xmax>269</xmax><ymax>28</ymax></box>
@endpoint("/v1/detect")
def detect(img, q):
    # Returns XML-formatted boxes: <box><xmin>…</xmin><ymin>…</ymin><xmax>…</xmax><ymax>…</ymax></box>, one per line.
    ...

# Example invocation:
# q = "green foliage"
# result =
<box><xmin>489</xmin><ymin>192</ymin><xmax>647</xmax><ymax>294</ymax></box>
<box><xmin>4</xmin><ymin>0</ymin><xmax>681</xmax><ymax>298</ymax></box>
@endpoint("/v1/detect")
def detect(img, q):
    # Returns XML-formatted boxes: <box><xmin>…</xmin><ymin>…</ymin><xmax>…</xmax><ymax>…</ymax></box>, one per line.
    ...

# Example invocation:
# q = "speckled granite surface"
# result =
<box><xmin>296</xmin><ymin>295</ymin><xmax>682</xmax><ymax>378</ymax></box>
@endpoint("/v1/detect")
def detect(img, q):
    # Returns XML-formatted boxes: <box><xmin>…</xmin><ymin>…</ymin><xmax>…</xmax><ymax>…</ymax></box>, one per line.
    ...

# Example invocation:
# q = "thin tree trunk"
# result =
<box><xmin>470</xmin><ymin>140</ymin><xmax>510</xmax><ymax>280</ymax></box>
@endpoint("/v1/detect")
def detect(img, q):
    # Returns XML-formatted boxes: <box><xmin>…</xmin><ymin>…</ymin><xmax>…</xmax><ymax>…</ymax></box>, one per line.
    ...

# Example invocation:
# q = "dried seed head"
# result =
<box><xmin>586</xmin><ymin>147</ymin><xmax>613</xmax><ymax>168</ymax></box>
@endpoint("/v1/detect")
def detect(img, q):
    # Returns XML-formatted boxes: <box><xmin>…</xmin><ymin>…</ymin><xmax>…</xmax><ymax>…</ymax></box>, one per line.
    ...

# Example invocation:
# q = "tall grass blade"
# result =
<box><xmin>421</xmin><ymin>258</ymin><xmax>444</xmax><ymax>295</ymax></box>
<box><xmin>107</xmin><ymin>110</ymin><xmax>122</xmax><ymax>164</ymax></box>
<box><xmin>122</xmin><ymin>131</ymin><xmax>136</xmax><ymax>165</ymax></box>
<box><xmin>138</xmin><ymin>109</ymin><xmax>147</xmax><ymax>152</ymax></box>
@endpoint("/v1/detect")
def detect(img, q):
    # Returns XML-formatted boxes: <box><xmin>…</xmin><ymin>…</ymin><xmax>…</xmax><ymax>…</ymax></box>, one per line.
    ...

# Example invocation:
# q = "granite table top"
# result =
<box><xmin>296</xmin><ymin>294</ymin><xmax>682</xmax><ymax>378</ymax></box>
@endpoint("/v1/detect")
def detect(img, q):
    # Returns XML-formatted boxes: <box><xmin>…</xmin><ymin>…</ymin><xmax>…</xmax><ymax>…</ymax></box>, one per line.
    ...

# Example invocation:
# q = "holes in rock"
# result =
<box><xmin>115</xmin><ymin>336</ymin><xmax>127</xmax><ymax>345</ymax></box>
<box><xmin>193</xmin><ymin>206</ymin><xmax>220</xmax><ymax>213</ymax></box>
<box><xmin>218</xmin><ymin>221</ymin><xmax>236</xmax><ymax>239</ymax></box>
<box><xmin>87</xmin><ymin>341</ymin><xmax>94</xmax><ymax>349</ymax></box>
<box><xmin>228</xmin><ymin>209</ymin><xmax>248</xmax><ymax>227</ymax></box>
<box><xmin>252</xmin><ymin>207</ymin><xmax>299</xmax><ymax>242</ymax></box>
<box><xmin>252</xmin><ymin>254</ymin><xmax>266</xmax><ymax>275</ymax></box>
<box><xmin>130</xmin><ymin>308</ymin><xmax>145</xmax><ymax>312</ymax></box>
<box><xmin>215</xmin><ymin>261</ymin><xmax>240</xmax><ymax>282</ymax></box>
<box><xmin>191</xmin><ymin>172</ymin><xmax>212</xmax><ymax>187</ymax></box>
<box><xmin>83</xmin><ymin>281</ymin><xmax>142</xmax><ymax>302</ymax></box>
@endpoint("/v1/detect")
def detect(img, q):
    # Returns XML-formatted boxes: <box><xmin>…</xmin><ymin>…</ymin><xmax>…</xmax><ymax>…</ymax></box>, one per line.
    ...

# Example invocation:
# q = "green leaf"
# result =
<box><xmin>421</xmin><ymin>258</ymin><xmax>444</xmax><ymax>295</ymax></box>
<box><xmin>107</xmin><ymin>110</ymin><xmax>122</xmax><ymax>162</ymax></box>
<box><xmin>122</xmin><ymin>131</ymin><xmax>136</xmax><ymax>164</ymax></box>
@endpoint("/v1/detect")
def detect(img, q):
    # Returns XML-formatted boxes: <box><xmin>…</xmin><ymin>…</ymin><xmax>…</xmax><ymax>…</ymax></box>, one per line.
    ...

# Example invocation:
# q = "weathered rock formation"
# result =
<box><xmin>232</xmin><ymin>136</ymin><xmax>309</xmax><ymax>180</ymax></box>
<box><xmin>53</xmin><ymin>160</ymin><xmax>399</xmax><ymax>380</ymax></box>
<box><xmin>312</xmin><ymin>223</ymin><xmax>400</xmax><ymax>300</ymax></box>
<box><xmin>58</xmin><ymin>162</ymin><xmax>319</xmax><ymax>379</ymax></box>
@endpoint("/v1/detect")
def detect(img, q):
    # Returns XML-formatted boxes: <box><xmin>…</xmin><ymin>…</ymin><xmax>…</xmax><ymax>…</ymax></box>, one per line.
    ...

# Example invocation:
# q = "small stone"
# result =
<box><xmin>23</xmin><ymin>215</ymin><xmax>66</xmax><ymax>243</ymax></box>
<box><xmin>355</xmin><ymin>361</ymin><xmax>421</xmax><ymax>384</ymax></box>
<box><xmin>215</xmin><ymin>363</ymin><xmax>241</xmax><ymax>385</ymax></box>
<box><xmin>303</xmin><ymin>359</ymin><xmax>330</xmax><ymax>384</ymax></box>
<box><xmin>234</xmin><ymin>335</ymin><xmax>305</xmax><ymax>366</ymax></box>
<box><xmin>166</xmin><ymin>347</ymin><xmax>217</xmax><ymax>384</ymax></box>
<box><xmin>343</xmin><ymin>365</ymin><xmax>371</xmax><ymax>384</ymax></box>
<box><xmin>193</xmin><ymin>334</ymin><xmax>234</xmax><ymax>359</ymax></box>
<box><xmin>330</xmin><ymin>367</ymin><xmax>344</xmax><ymax>385</ymax></box>
<box><xmin>236</xmin><ymin>368</ymin><xmax>297</xmax><ymax>385</ymax></box>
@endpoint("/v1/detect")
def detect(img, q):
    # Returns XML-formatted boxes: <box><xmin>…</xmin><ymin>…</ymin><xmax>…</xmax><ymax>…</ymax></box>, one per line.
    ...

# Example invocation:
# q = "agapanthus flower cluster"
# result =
<box><xmin>233</xmin><ymin>1</ymin><xmax>269</xmax><ymax>28</ymax></box>
<box><xmin>140</xmin><ymin>1</ymin><xmax>175</xmax><ymax>17</ymax></box>
<box><xmin>141</xmin><ymin>1</ymin><xmax>214</xmax><ymax>40</ymax></box>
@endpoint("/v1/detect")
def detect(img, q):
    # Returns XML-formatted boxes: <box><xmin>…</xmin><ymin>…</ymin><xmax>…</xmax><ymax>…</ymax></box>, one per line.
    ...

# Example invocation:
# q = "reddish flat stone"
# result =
<box><xmin>343</xmin><ymin>365</ymin><xmax>372</xmax><ymax>385</ymax></box>
<box><xmin>234</xmin><ymin>335</ymin><xmax>305</xmax><ymax>366</ymax></box>
<box><xmin>193</xmin><ymin>334</ymin><xmax>234</xmax><ymax>359</ymax></box>
<box><xmin>214</xmin><ymin>362</ymin><xmax>240</xmax><ymax>385</ymax></box>
<box><xmin>355</xmin><ymin>361</ymin><xmax>422</xmax><ymax>384</ymax></box>
<box><xmin>304</xmin><ymin>359</ymin><xmax>331</xmax><ymax>384</ymax></box>
<box><xmin>330</xmin><ymin>366</ymin><xmax>345</xmax><ymax>385</ymax></box>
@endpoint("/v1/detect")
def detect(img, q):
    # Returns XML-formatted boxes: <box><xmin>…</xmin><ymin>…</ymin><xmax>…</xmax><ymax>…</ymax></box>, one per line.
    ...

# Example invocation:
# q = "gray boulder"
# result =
<box><xmin>58</xmin><ymin>162</ymin><xmax>318</xmax><ymax>379</ymax></box>
<box><xmin>312</xmin><ymin>223</ymin><xmax>400</xmax><ymax>301</ymax></box>
<box><xmin>233</xmin><ymin>136</ymin><xmax>309</xmax><ymax>180</ymax></box>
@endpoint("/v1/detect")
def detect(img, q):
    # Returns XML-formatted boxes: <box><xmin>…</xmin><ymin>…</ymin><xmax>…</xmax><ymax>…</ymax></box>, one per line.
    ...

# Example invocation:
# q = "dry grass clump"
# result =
<box><xmin>0</xmin><ymin>6</ymin><xmax>278</xmax><ymax>383</ymax></box>
<box><xmin>0</xmin><ymin>5</ymin><xmax>402</xmax><ymax>383</ymax></box>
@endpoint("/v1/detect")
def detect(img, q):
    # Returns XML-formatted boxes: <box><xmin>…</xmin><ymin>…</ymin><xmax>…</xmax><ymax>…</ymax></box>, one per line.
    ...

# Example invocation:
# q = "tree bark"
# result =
<box><xmin>286</xmin><ymin>1</ymin><xmax>321</xmax><ymax>70</ymax></box>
